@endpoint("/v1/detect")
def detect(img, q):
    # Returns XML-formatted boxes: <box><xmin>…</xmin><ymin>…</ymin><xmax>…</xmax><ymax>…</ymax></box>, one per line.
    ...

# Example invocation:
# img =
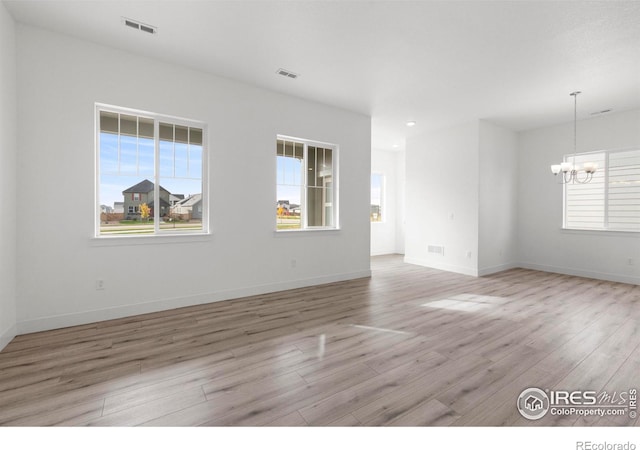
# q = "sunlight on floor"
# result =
<box><xmin>421</xmin><ymin>294</ymin><xmax>509</xmax><ymax>312</ymax></box>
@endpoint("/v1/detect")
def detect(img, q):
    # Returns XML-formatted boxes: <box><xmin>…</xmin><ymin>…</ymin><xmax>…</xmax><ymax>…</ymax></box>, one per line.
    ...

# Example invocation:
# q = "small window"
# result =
<box><xmin>564</xmin><ymin>148</ymin><xmax>640</xmax><ymax>232</ymax></box>
<box><xmin>276</xmin><ymin>136</ymin><xmax>338</xmax><ymax>231</ymax></box>
<box><xmin>97</xmin><ymin>105</ymin><xmax>207</xmax><ymax>236</ymax></box>
<box><xmin>371</xmin><ymin>173</ymin><xmax>384</xmax><ymax>222</ymax></box>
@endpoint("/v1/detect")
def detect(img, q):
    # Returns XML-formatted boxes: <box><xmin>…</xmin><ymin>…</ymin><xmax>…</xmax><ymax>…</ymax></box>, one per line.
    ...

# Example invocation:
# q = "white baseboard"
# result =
<box><xmin>404</xmin><ymin>257</ymin><xmax>478</xmax><ymax>277</ymax></box>
<box><xmin>17</xmin><ymin>270</ymin><xmax>372</xmax><ymax>335</ymax></box>
<box><xmin>478</xmin><ymin>262</ymin><xmax>519</xmax><ymax>276</ymax></box>
<box><xmin>518</xmin><ymin>262</ymin><xmax>640</xmax><ymax>286</ymax></box>
<box><xmin>0</xmin><ymin>323</ymin><xmax>17</xmax><ymax>352</ymax></box>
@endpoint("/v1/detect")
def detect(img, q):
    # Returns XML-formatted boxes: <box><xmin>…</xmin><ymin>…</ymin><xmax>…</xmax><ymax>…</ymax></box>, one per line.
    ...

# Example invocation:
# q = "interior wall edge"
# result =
<box><xmin>404</xmin><ymin>256</ymin><xmax>479</xmax><ymax>277</ymax></box>
<box><xmin>477</xmin><ymin>262</ymin><xmax>519</xmax><ymax>277</ymax></box>
<box><xmin>518</xmin><ymin>262</ymin><xmax>640</xmax><ymax>286</ymax></box>
<box><xmin>0</xmin><ymin>324</ymin><xmax>17</xmax><ymax>352</ymax></box>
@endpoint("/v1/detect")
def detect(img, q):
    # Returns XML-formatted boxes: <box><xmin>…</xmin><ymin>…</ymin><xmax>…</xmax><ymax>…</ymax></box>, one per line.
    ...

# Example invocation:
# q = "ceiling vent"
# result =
<box><xmin>123</xmin><ymin>17</ymin><xmax>157</xmax><ymax>35</ymax></box>
<box><xmin>276</xmin><ymin>68</ymin><xmax>299</xmax><ymax>79</ymax></box>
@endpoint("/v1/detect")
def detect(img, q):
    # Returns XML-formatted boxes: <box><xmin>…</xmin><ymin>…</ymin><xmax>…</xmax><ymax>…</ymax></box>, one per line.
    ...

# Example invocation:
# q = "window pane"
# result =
<box><xmin>174</xmin><ymin>142</ymin><xmax>189</xmax><ymax>178</ymax></box>
<box><xmin>175</xmin><ymin>125</ymin><xmax>189</xmax><ymax>144</ymax></box>
<box><xmin>100</xmin><ymin>132</ymin><xmax>118</xmax><ymax>174</ymax></box>
<box><xmin>139</xmin><ymin>117</ymin><xmax>154</xmax><ymax>139</ymax></box>
<box><xmin>307</xmin><ymin>186</ymin><xmax>324</xmax><ymax>226</ymax></box>
<box><xmin>100</xmin><ymin>111</ymin><xmax>118</xmax><ymax>133</ymax></box>
<box><xmin>138</xmin><ymin>137</ymin><xmax>154</xmax><ymax>177</ymax></box>
<box><xmin>189</xmin><ymin>128</ymin><xmax>202</xmax><ymax>146</ymax></box>
<box><xmin>120</xmin><ymin>114</ymin><xmax>137</xmax><ymax>136</ymax></box>
<box><xmin>160</xmin><ymin>125</ymin><xmax>204</xmax><ymax>233</ymax></box>
<box><xmin>119</xmin><ymin>135</ymin><xmax>138</xmax><ymax>175</ymax></box>
<box><xmin>159</xmin><ymin>140</ymin><xmax>174</xmax><ymax>178</ymax></box>
<box><xmin>276</xmin><ymin>139</ymin><xmax>303</xmax><ymax>230</ymax></box>
<box><xmin>159</xmin><ymin>123</ymin><xmax>173</xmax><ymax>141</ymax></box>
<box><xmin>308</xmin><ymin>146</ymin><xmax>317</xmax><ymax>187</ymax></box>
<box><xmin>189</xmin><ymin>145</ymin><xmax>202</xmax><ymax>179</ymax></box>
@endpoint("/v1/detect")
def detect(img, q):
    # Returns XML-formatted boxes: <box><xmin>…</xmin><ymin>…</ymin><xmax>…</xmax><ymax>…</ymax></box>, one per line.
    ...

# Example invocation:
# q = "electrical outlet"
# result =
<box><xmin>290</xmin><ymin>259</ymin><xmax>297</xmax><ymax>268</ymax></box>
<box><xmin>629</xmin><ymin>258</ymin><xmax>635</xmax><ymax>266</ymax></box>
<box><xmin>466</xmin><ymin>251</ymin><xmax>472</xmax><ymax>258</ymax></box>
<box><xmin>96</xmin><ymin>280</ymin><xmax>105</xmax><ymax>290</ymax></box>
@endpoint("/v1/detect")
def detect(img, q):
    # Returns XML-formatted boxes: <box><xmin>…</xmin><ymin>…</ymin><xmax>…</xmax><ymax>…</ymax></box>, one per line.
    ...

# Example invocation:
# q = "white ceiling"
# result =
<box><xmin>5</xmin><ymin>0</ymin><xmax>640</xmax><ymax>151</ymax></box>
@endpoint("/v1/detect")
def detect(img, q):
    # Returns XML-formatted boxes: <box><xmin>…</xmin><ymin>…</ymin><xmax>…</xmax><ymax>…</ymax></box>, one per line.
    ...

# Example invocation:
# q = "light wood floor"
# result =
<box><xmin>1</xmin><ymin>255</ymin><xmax>639</xmax><ymax>426</ymax></box>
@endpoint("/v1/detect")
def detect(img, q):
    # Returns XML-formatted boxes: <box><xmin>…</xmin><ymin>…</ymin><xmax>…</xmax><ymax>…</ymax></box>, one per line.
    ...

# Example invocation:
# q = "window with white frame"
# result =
<box><xmin>564</xmin><ymin>148</ymin><xmax>640</xmax><ymax>232</ymax></box>
<box><xmin>371</xmin><ymin>173</ymin><xmax>384</xmax><ymax>223</ymax></box>
<box><xmin>276</xmin><ymin>136</ymin><xmax>338</xmax><ymax>231</ymax></box>
<box><xmin>96</xmin><ymin>105</ymin><xmax>207</xmax><ymax>236</ymax></box>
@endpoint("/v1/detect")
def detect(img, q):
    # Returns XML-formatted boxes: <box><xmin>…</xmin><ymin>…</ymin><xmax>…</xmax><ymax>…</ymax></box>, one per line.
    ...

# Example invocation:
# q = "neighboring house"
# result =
<box><xmin>276</xmin><ymin>200</ymin><xmax>299</xmax><ymax>215</ymax></box>
<box><xmin>100</xmin><ymin>204</ymin><xmax>113</xmax><ymax>214</ymax></box>
<box><xmin>113</xmin><ymin>202</ymin><xmax>124</xmax><ymax>214</ymax></box>
<box><xmin>171</xmin><ymin>193</ymin><xmax>202</xmax><ymax>219</ymax></box>
<box><xmin>122</xmin><ymin>179</ymin><xmax>171</xmax><ymax>219</ymax></box>
<box><xmin>169</xmin><ymin>194</ymin><xmax>184</xmax><ymax>206</ymax></box>
<box><xmin>191</xmin><ymin>198</ymin><xmax>203</xmax><ymax>220</ymax></box>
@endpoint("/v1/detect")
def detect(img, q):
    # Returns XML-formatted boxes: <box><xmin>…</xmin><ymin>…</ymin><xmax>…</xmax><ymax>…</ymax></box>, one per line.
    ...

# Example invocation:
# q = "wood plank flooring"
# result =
<box><xmin>1</xmin><ymin>255</ymin><xmax>639</xmax><ymax>426</ymax></box>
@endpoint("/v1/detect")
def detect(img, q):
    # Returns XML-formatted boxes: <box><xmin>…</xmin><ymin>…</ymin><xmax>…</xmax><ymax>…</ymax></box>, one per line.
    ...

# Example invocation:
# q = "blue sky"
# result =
<box><xmin>100</xmin><ymin>133</ymin><xmax>202</xmax><ymax>207</ymax></box>
<box><xmin>276</xmin><ymin>155</ymin><xmax>303</xmax><ymax>205</ymax></box>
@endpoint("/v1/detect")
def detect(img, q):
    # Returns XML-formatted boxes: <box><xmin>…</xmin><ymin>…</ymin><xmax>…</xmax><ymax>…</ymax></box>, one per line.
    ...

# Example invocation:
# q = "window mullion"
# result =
<box><xmin>604</xmin><ymin>150</ymin><xmax>610</xmax><ymax>230</ymax></box>
<box><xmin>154</xmin><ymin>118</ymin><xmax>160</xmax><ymax>233</ymax></box>
<box><xmin>302</xmin><ymin>143</ymin><xmax>308</xmax><ymax>229</ymax></box>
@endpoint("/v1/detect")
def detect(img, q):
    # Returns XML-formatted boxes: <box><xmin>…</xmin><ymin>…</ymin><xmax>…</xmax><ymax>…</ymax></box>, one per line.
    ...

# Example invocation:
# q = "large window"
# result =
<box><xmin>371</xmin><ymin>173</ymin><xmax>384</xmax><ymax>222</ymax></box>
<box><xmin>96</xmin><ymin>105</ymin><xmax>207</xmax><ymax>236</ymax></box>
<box><xmin>564</xmin><ymin>148</ymin><xmax>640</xmax><ymax>232</ymax></box>
<box><xmin>276</xmin><ymin>136</ymin><xmax>338</xmax><ymax>231</ymax></box>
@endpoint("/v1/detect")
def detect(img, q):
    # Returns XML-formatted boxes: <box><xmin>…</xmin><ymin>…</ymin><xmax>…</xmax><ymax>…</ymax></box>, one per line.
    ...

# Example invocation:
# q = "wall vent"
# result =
<box><xmin>276</xmin><ymin>68</ymin><xmax>299</xmax><ymax>79</ymax></box>
<box><xmin>428</xmin><ymin>245</ymin><xmax>444</xmax><ymax>255</ymax></box>
<box><xmin>123</xmin><ymin>17</ymin><xmax>157</xmax><ymax>35</ymax></box>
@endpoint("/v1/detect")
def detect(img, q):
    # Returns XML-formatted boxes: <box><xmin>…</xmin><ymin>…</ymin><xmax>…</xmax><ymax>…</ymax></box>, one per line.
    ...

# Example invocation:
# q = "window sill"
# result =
<box><xmin>274</xmin><ymin>228</ymin><xmax>340</xmax><ymax>236</ymax></box>
<box><xmin>561</xmin><ymin>227</ymin><xmax>640</xmax><ymax>237</ymax></box>
<box><xmin>90</xmin><ymin>232</ymin><xmax>212</xmax><ymax>247</ymax></box>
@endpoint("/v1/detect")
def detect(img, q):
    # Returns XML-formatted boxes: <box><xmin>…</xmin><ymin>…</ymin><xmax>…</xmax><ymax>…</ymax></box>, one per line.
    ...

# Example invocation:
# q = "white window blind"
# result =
<box><xmin>564</xmin><ymin>148</ymin><xmax>640</xmax><ymax>232</ymax></box>
<box><xmin>608</xmin><ymin>149</ymin><xmax>640</xmax><ymax>231</ymax></box>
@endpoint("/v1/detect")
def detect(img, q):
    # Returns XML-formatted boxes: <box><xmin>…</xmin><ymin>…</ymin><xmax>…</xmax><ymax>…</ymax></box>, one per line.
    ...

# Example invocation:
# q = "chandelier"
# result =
<box><xmin>550</xmin><ymin>91</ymin><xmax>597</xmax><ymax>183</ymax></box>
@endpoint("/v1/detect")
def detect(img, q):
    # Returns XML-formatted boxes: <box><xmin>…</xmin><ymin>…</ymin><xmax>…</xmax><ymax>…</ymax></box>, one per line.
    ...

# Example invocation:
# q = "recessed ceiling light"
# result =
<box><xmin>122</xmin><ymin>17</ymin><xmax>157</xmax><ymax>35</ymax></box>
<box><xmin>393</xmin><ymin>144</ymin><xmax>399</xmax><ymax>148</ymax></box>
<box><xmin>406</xmin><ymin>121</ymin><xmax>416</xmax><ymax>127</ymax></box>
<box><xmin>276</xmin><ymin>68</ymin><xmax>299</xmax><ymax>79</ymax></box>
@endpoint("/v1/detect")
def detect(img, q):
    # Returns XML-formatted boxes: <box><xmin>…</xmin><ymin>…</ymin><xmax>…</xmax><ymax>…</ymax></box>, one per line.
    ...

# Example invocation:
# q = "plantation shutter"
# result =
<box><xmin>564</xmin><ymin>152</ymin><xmax>606</xmax><ymax>229</ymax></box>
<box><xmin>608</xmin><ymin>149</ymin><xmax>640</xmax><ymax>231</ymax></box>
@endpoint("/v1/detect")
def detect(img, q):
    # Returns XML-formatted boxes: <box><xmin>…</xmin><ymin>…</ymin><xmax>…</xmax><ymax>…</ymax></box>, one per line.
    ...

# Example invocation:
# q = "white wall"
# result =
<box><xmin>478</xmin><ymin>120</ymin><xmax>518</xmax><ymax>275</ymax></box>
<box><xmin>518</xmin><ymin>109</ymin><xmax>640</xmax><ymax>285</ymax></box>
<box><xmin>15</xmin><ymin>25</ymin><xmax>371</xmax><ymax>334</ymax></box>
<box><xmin>395</xmin><ymin>150</ymin><xmax>406</xmax><ymax>254</ymax></box>
<box><xmin>405</xmin><ymin>121</ymin><xmax>480</xmax><ymax>276</ymax></box>
<box><xmin>371</xmin><ymin>149</ymin><xmax>400</xmax><ymax>255</ymax></box>
<box><xmin>0</xmin><ymin>2</ymin><xmax>17</xmax><ymax>351</ymax></box>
